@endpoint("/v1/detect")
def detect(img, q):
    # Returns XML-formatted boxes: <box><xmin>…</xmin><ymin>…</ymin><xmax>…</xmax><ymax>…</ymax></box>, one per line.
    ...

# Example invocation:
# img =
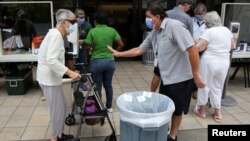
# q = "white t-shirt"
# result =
<box><xmin>201</xmin><ymin>26</ymin><xmax>232</xmax><ymax>60</ymax></box>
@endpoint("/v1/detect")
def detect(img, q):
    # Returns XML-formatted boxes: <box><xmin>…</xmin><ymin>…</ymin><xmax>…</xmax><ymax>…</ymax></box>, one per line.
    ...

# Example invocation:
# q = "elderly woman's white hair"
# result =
<box><xmin>204</xmin><ymin>11</ymin><xmax>222</xmax><ymax>28</ymax></box>
<box><xmin>55</xmin><ymin>9</ymin><xmax>75</xmax><ymax>24</ymax></box>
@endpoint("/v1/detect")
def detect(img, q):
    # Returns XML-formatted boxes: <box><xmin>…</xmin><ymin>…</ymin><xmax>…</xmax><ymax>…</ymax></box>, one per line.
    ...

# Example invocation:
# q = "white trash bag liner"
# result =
<box><xmin>117</xmin><ymin>91</ymin><xmax>175</xmax><ymax>128</ymax></box>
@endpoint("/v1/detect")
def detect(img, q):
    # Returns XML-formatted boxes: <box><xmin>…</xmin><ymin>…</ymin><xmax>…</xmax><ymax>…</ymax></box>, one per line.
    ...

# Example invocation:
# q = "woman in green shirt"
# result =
<box><xmin>85</xmin><ymin>11</ymin><xmax>124</xmax><ymax>112</ymax></box>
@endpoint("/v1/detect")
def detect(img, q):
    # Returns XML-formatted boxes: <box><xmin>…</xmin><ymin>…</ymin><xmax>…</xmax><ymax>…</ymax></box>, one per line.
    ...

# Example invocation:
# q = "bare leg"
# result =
<box><xmin>169</xmin><ymin>115</ymin><xmax>182</xmax><ymax>140</ymax></box>
<box><xmin>213</xmin><ymin>108</ymin><xmax>222</xmax><ymax>122</ymax></box>
<box><xmin>192</xmin><ymin>91</ymin><xmax>197</xmax><ymax>99</ymax></box>
<box><xmin>199</xmin><ymin>105</ymin><xmax>206</xmax><ymax>115</ymax></box>
<box><xmin>214</xmin><ymin>108</ymin><xmax>221</xmax><ymax>116</ymax></box>
<box><xmin>193</xmin><ymin>105</ymin><xmax>206</xmax><ymax>118</ymax></box>
<box><xmin>150</xmin><ymin>74</ymin><xmax>160</xmax><ymax>92</ymax></box>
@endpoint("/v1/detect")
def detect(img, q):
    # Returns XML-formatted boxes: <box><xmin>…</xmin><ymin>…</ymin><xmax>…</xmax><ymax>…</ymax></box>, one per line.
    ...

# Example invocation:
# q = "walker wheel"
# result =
<box><xmin>105</xmin><ymin>133</ymin><xmax>116</xmax><ymax>141</ymax></box>
<box><xmin>65</xmin><ymin>114</ymin><xmax>75</xmax><ymax>126</ymax></box>
<box><xmin>100</xmin><ymin>117</ymin><xmax>105</xmax><ymax>126</ymax></box>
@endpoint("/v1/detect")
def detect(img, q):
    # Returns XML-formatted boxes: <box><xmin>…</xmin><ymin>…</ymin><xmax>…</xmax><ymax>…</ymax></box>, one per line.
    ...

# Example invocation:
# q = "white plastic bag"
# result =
<box><xmin>3</xmin><ymin>35</ymin><xmax>23</xmax><ymax>49</ymax></box>
<box><xmin>117</xmin><ymin>91</ymin><xmax>175</xmax><ymax>128</ymax></box>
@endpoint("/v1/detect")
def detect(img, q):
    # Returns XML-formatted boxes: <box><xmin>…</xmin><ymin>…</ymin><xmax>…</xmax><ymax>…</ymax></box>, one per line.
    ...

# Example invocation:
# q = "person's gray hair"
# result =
<box><xmin>194</xmin><ymin>3</ymin><xmax>207</xmax><ymax>15</ymax></box>
<box><xmin>55</xmin><ymin>9</ymin><xmax>75</xmax><ymax>24</ymax></box>
<box><xmin>204</xmin><ymin>11</ymin><xmax>222</xmax><ymax>28</ymax></box>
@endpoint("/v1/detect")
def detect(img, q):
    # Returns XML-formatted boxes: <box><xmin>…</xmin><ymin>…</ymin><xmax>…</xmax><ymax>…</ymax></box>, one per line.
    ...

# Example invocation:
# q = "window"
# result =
<box><xmin>221</xmin><ymin>3</ymin><xmax>250</xmax><ymax>44</ymax></box>
<box><xmin>0</xmin><ymin>1</ymin><xmax>54</xmax><ymax>51</ymax></box>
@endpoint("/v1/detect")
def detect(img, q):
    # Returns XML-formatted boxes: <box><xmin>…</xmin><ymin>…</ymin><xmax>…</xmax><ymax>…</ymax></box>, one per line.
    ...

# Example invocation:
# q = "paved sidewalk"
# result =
<box><xmin>0</xmin><ymin>61</ymin><xmax>250</xmax><ymax>141</ymax></box>
<box><xmin>80</xmin><ymin>129</ymin><xmax>208</xmax><ymax>141</ymax></box>
<box><xmin>36</xmin><ymin>129</ymin><xmax>208</xmax><ymax>141</ymax></box>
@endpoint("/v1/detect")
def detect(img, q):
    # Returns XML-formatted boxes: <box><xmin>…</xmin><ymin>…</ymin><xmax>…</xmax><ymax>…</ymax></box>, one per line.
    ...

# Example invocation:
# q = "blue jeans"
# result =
<box><xmin>76</xmin><ymin>47</ymin><xmax>87</xmax><ymax>73</ymax></box>
<box><xmin>76</xmin><ymin>48</ymin><xmax>86</xmax><ymax>63</ymax></box>
<box><xmin>89</xmin><ymin>58</ymin><xmax>115</xmax><ymax>109</ymax></box>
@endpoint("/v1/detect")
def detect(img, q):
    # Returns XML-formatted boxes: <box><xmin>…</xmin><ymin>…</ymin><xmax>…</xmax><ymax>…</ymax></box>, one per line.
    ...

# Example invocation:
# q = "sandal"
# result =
<box><xmin>193</xmin><ymin>106</ymin><xmax>206</xmax><ymax>118</ymax></box>
<box><xmin>213</xmin><ymin>114</ymin><xmax>222</xmax><ymax>123</ymax></box>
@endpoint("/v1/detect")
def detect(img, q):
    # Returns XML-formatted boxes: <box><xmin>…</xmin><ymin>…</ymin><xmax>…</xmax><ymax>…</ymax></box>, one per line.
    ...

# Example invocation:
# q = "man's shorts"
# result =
<box><xmin>154</xmin><ymin>66</ymin><xmax>160</xmax><ymax>77</ymax></box>
<box><xmin>159</xmin><ymin>79</ymin><xmax>193</xmax><ymax>116</ymax></box>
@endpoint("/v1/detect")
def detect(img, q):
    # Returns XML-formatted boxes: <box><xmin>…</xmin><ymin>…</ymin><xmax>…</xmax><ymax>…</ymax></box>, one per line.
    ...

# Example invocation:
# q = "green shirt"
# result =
<box><xmin>85</xmin><ymin>24</ymin><xmax>121</xmax><ymax>60</ymax></box>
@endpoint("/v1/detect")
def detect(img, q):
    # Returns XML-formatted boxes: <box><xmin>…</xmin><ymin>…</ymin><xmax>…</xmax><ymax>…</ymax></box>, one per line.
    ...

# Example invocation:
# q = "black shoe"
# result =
<box><xmin>167</xmin><ymin>135</ymin><xmax>177</xmax><ymax>141</ymax></box>
<box><xmin>58</xmin><ymin>133</ymin><xmax>74</xmax><ymax>141</ymax></box>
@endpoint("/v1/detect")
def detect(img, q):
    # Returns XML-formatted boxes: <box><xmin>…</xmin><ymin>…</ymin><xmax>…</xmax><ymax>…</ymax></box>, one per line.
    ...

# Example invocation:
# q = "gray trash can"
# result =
<box><xmin>117</xmin><ymin>91</ymin><xmax>175</xmax><ymax>141</ymax></box>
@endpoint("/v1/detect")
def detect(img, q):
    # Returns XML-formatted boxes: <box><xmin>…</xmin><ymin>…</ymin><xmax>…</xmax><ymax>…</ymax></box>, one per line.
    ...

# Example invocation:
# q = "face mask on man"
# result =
<box><xmin>145</xmin><ymin>18</ymin><xmax>153</xmax><ymax>29</ymax></box>
<box><xmin>77</xmin><ymin>18</ymin><xmax>85</xmax><ymax>24</ymax></box>
<box><xmin>66</xmin><ymin>23</ymin><xmax>77</xmax><ymax>34</ymax></box>
<box><xmin>195</xmin><ymin>15</ymin><xmax>203</xmax><ymax>21</ymax></box>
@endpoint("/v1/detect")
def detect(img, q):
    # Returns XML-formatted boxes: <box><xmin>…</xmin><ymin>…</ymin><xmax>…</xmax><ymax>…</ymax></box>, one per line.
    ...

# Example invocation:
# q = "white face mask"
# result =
<box><xmin>145</xmin><ymin>18</ymin><xmax>153</xmax><ymax>29</ymax></box>
<box><xmin>77</xmin><ymin>18</ymin><xmax>85</xmax><ymax>24</ymax></box>
<box><xmin>66</xmin><ymin>23</ymin><xmax>77</xmax><ymax>34</ymax></box>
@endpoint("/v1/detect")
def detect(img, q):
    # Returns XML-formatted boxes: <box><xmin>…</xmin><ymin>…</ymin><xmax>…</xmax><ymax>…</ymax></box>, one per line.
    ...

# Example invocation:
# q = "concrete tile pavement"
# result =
<box><xmin>0</xmin><ymin>61</ymin><xmax>249</xmax><ymax>141</ymax></box>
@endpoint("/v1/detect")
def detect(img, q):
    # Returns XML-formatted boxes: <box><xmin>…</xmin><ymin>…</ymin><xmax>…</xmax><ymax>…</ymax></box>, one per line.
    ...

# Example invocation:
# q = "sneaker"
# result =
<box><xmin>106</xmin><ymin>108</ymin><xmax>113</xmax><ymax>113</ymax></box>
<box><xmin>58</xmin><ymin>133</ymin><xmax>74</xmax><ymax>141</ymax></box>
<box><xmin>167</xmin><ymin>135</ymin><xmax>177</xmax><ymax>141</ymax></box>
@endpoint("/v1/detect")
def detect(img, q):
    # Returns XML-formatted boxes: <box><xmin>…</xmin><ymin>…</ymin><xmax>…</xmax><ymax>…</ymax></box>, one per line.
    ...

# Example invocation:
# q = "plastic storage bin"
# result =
<box><xmin>117</xmin><ymin>91</ymin><xmax>175</xmax><ymax>141</ymax></box>
<box><xmin>5</xmin><ymin>69</ymin><xmax>33</xmax><ymax>95</ymax></box>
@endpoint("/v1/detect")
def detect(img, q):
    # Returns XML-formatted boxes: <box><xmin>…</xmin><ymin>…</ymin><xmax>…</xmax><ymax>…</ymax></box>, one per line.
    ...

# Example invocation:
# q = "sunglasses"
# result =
<box><xmin>60</xmin><ymin>19</ymin><xmax>77</xmax><ymax>24</ymax></box>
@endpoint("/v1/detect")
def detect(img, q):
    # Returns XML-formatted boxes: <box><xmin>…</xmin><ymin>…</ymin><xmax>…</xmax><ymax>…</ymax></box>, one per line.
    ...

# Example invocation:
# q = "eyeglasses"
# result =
<box><xmin>60</xmin><ymin>19</ymin><xmax>77</xmax><ymax>24</ymax></box>
<box><xmin>66</xmin><ymin>19</ymin><xmax>77</xmax><ymax>24</ymax></box>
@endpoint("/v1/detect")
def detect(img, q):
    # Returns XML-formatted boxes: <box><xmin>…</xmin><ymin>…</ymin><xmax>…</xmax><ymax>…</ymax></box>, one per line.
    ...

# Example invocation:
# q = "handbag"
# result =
<box><xmin>84</xmin><ymin>95</ymin><xmax>100</xmax><ymax>125</ymax></box>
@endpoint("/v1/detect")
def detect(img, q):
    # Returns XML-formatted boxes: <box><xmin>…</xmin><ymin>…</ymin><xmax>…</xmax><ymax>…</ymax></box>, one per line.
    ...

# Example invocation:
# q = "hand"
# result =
<box><xmin>193</xmin><ymin>73</ymin><xmax>206</xmax><ymax>88</ymax></box>
<box><xmin>107</xmin><ymin>45</ymin><xmax>120</xmax><ymax>57</ymax></box>
<box><xmin>69</xmin><ymin>71</ymin><xmax>81</xmax><ymax>81</ymax></box>
<box><xmin>79</xmin><ymin>40</ymin><xmax>84</xmax><ymax>45</ymax></box>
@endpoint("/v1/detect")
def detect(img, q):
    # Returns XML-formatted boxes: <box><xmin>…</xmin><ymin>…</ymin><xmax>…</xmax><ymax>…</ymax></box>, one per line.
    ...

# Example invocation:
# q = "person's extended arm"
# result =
<box><xmin>187</xmin><ymin>46</ymin><xmax>205</xmax><ymax>88</ymax></box>
<box><xmin>115</xmin><ymin>39</ymin><xmax>124</xmax><ymax>51</ymax></box>
<box><xmin>195</xmin><ymin>39</ymin><xmax>208</xmax><ymax>52</ymax></box>
<box><xmin>107</xmin><ymin>45</ymin><xmax>146</xmax><ymax>57</ymax></box>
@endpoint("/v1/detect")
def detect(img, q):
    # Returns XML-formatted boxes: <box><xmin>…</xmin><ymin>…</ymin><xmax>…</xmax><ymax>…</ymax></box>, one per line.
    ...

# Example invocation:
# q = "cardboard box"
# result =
<box><xmin>5</xmin><ymin>69</ymin><xmax>33</xmax><ymax>95</ymax></box>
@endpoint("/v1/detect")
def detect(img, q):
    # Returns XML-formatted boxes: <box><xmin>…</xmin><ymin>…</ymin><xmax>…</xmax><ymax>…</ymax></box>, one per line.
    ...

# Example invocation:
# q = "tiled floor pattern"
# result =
<box><xmin>0</xmin><ymin>61</ymin><xmax>249</xmax><ymax>140</ymax></box>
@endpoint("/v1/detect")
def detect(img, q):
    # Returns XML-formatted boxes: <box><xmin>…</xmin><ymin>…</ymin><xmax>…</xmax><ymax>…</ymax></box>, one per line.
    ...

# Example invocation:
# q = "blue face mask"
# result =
<box><xmin>145</xmin><ymin>18</ymin><xmax>153</xmax><ymax>29</ymax></box>
<box><xmin>66</xmin><ymin>23</ymin><xmax>77</xmax><ymax>34</ymax></box>
<box><xmin>195</xmin><ymin>15</ymin><xmax>203</xmax><ymax>21</ymax></box>
<box><xmin>78</xmin><ymin>18</ymin><xmax>85</xmax><ymax>25</ymax></box>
